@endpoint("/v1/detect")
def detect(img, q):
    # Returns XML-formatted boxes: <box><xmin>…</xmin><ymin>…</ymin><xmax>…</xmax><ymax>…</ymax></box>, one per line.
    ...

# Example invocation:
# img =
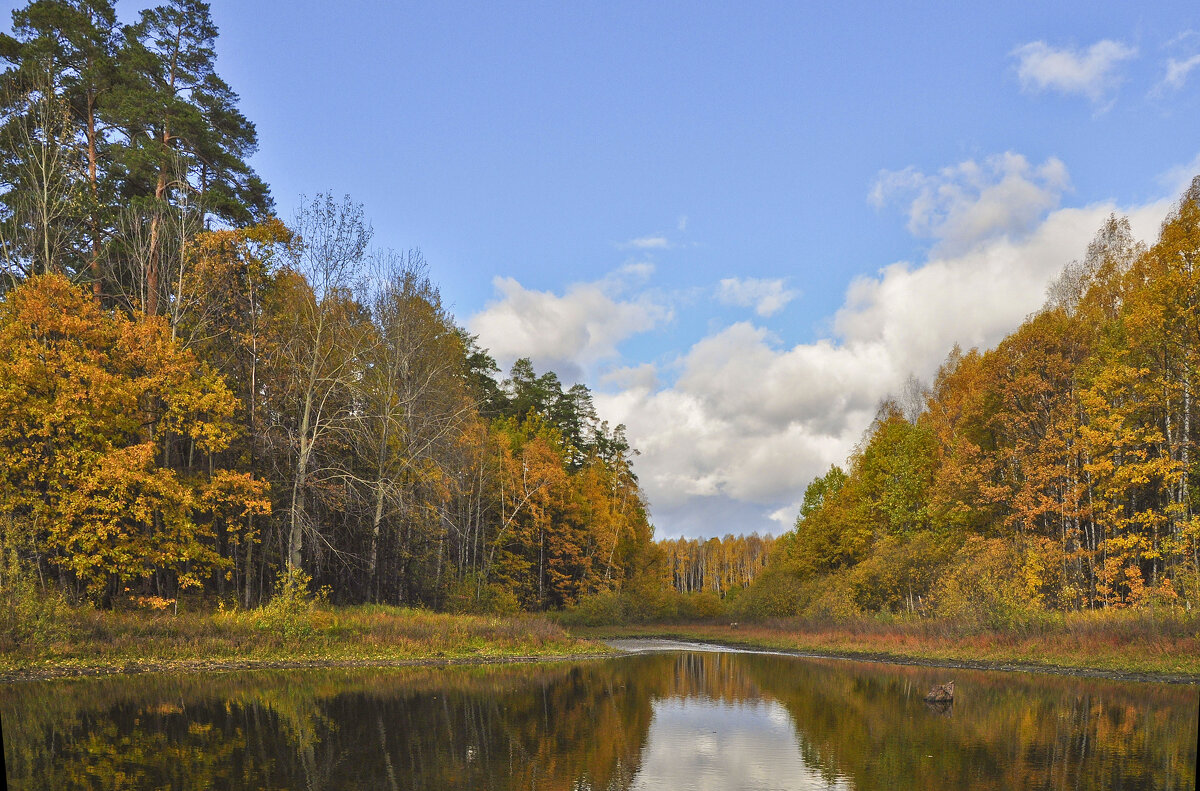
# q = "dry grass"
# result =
<box><xmin>574</xmin><ymin>608</ymin><xmax>1200</xmax><ymax>677</ymax></box>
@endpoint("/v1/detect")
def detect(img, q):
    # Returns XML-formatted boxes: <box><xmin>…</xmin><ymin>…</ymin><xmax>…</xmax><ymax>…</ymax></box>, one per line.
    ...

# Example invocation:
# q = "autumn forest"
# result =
<box><xmin>1</xmin><ymin>0</ymin><xmax>1200</xmax><ymax>632</ymax></box>
<box><xmin>0</xmin><ymin>0</ymin><xmax>660</xmax><ymax>615</ymax></box>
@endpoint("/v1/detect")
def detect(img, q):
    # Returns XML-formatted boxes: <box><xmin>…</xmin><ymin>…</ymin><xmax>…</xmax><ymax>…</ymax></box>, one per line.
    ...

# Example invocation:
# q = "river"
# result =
<box><xmin>2</xmin><ymin>640</ymin><xmax>1196</xmax><ymax>789</ymax></box>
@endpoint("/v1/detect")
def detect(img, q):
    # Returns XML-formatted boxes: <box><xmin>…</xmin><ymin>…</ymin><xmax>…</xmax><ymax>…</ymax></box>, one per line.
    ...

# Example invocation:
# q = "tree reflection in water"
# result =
<box><xmin>2</xmin><ymin>651</ymin><xmax>1196</xmax><ymax>790</ymax></box>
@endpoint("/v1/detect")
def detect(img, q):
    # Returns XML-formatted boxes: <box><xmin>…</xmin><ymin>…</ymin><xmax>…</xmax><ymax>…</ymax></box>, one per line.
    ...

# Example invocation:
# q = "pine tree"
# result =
<box><xmin>111</xmin><ymin>0</ymin><xmax>269</xmax><ymax>315</ymax></box>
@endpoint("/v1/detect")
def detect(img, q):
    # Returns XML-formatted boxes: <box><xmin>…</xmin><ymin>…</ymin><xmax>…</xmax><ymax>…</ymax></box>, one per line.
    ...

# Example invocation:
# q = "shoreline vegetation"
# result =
<box><xmin>577</xmin><ymin>618</ymin><xmax>1200</xmax><ymax>684</ymax></box>
<box><xmin>0</xmin><ymin>602</ymin><xmax>603</xmax><ymax>682</ymax></box>
<box><xmin>3</xmin><ymin>602</ymin><xmax>1197</xmax><ymax>684</ymax></box>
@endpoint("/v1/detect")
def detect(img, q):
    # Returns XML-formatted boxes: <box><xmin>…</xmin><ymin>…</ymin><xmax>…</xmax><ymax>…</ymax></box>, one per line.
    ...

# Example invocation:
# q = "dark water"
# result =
<box><xmin>2</xmin><ymin>642</ymin><xmax>1197</xmax><ymax>790</ymax></box>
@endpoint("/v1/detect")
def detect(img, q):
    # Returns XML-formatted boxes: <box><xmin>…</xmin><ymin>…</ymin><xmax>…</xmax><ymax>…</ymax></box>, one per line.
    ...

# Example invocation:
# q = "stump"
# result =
<box><xmin>924</xmin><ymin>681</ymin><xmax>954</xmax><ymax>703</ymax></box>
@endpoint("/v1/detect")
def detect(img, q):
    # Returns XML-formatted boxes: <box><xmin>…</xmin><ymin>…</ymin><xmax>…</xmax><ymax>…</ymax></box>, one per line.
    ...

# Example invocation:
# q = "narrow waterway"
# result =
<box><xmin>2</xmin><ymin>641</ymin><xmax>1196</xmax><ymax>789</ymax></box>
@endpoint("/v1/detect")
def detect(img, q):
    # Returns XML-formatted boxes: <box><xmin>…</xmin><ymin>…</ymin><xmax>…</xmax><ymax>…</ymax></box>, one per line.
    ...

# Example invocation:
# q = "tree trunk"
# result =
<box><xmin>146</xmin><ymin>163</ymin><xmax>169</xmax><ymax>316</ymax></box>
<box><xmin>86</xmin><ymin>93</ymin><xmax>102</xmax><ymax>300</ymax></box>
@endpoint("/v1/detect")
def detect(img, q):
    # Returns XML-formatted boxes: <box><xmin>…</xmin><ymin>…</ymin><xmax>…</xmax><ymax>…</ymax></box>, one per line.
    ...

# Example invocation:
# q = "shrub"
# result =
<box><xmin>444</xmin><ymin>574</ymin><xmax>522</xmax><ymax>616</ymax></box>
<box><xmin>730</xmin><ymin>568</ymin><xmax>809</xmax><ymax>620</ymax></box>
<box><xmin>934</xmin><ymin>537</ymin><xmax>1036</xmax><ymax>629</ymax></box>
<box><xmin>802</xmin><ymin>573</ymin><xmax>861</xmax><ymax>621</ymax></box>
<box><xmin>0</xmin><ymin>573</ymin><xmax>74</xmax><ymax>649</ymax></box>
<box><xmin>252</xmin><ymin>569</ymin><xmax>322</xmax><ymax>639</ymax></box>
<box><xmin>847</xmin><ymin>531</ymin><xmax>949</xmax><ymax>614</ymax></box>
<box><xmin>558</xmin><ymin>591</ymin><xmax>628</xmax><ymax>626</ymax></box>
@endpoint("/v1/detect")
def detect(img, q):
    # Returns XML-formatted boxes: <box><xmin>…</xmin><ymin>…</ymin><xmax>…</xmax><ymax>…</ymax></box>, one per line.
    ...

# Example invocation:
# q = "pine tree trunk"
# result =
<box><xmin>146</xmin><ymin>163</ymin><xmax>169</xmax><ymax>316</ymax></box>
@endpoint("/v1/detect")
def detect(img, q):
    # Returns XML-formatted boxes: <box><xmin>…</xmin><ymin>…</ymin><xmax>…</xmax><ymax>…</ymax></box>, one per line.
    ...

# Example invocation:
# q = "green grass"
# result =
<box><xmin>0</xmin><ymin>601</ymin><xmax>606</xmax><ymax>678</ymax></box>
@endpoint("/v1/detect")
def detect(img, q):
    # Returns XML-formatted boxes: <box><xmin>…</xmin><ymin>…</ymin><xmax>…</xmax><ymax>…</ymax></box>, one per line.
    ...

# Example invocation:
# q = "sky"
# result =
<box><xmin>9</xmin><ymin>0</ymin><xmax>1198</xmax><ymax>538</ymax></box>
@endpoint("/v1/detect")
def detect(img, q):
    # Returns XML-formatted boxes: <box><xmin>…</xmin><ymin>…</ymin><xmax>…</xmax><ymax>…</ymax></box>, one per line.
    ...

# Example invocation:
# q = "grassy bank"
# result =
<box><xmin>568</xmin><ymin>609</ymin><xmax>1200</xmax><ymax>679</ymax></box>
<box><xmin>0</xmin><ymin>601</ymin><xmax>604</xmax><ymax>680</ymax></box>
<box><xmin>5</xmin><ymin>591</ymin><xmax>1197</xmax><ymax>682</ymax></box>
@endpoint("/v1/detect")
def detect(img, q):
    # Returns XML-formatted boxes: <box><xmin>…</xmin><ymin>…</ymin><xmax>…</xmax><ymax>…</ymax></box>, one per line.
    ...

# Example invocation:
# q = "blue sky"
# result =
<box><xmin>15</xmin><ymin>0</ymin><xmax>1199</xmax><ymax>538</ymax></box>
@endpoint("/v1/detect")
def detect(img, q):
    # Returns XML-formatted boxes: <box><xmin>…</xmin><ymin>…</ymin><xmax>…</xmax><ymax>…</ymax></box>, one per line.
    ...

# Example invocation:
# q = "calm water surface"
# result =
<box><xmin>2</xmin><ymin>642</ymin><xmax>1196</xmax><ymax>790</ymax></box>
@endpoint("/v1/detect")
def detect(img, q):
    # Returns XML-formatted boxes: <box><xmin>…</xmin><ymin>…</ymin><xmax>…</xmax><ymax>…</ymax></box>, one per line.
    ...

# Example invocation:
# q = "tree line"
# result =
<box><xmin>0</xmin><ymin>0</ymin><xmax>653</xmax><ymax>611</ymax></box>
<box><xmin>747</xmin><ymin>183</ymin><xmax>1200</xmax><ymax>619</ymax></box>
<box><xmin>657</xmin><ymin>534</ymin><xmax>774</xmax><ymax>597</ymax></box>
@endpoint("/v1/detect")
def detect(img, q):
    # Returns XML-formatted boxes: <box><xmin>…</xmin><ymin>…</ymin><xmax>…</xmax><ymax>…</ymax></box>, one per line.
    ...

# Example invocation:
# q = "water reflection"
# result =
<box><xmin>2</xmin><ymin>649</ymin><xmax>1195</xmax><ymax>790</ymax></box>
<box><xmin>633</xmin><ymin>699</ymin><xmax>852</xmax><ymax>790</ymax></box>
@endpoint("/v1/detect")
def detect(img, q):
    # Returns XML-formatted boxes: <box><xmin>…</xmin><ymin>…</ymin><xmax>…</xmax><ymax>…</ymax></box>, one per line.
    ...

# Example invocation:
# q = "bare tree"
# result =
<box><xmin>271</xmin><ymin>193</ymin><xmax>372</xmax><ymax>576</ymax></box>
<box><xmin>351</xmin><ymin>249</ymin><xmax>475</xmax><ymax>600</ymax></box>
<box><xmin>0</xmin><ymin>68</ymin><xmax>85</xmax><ymax>286</ymax></box>
<box><xmin>898</xmin><ymin>373</ymin><xmax>929</xmax><ymax>424</ymax></box>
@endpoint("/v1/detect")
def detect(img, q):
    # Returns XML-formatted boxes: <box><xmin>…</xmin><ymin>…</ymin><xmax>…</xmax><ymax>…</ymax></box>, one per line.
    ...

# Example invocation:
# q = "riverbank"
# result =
<box><xmin>5</xmin><ymin>604</ymin><xmax>1198</xmax><ymax>684</ymax></box>
<box><xmin>571</xmin><ymin>614</ymin><xmax>1200</xmax><ymax>683</ymax></box>
<box><xmin>0</xmin><ymin>604</ymin><xmax>605</xmax><ymax>682</ymax></box>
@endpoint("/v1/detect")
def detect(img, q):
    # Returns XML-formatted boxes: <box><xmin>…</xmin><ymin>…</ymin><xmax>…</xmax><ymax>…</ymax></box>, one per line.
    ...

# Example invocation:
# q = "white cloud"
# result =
<box><xmin>871</xmin><ymin>153</ymin><xmax>1070</xmax><ymax>255</ymax></box>
<box><xmin>677</xmin><ymin>215</ymin><xmax>689</xmax><ymax>232</ymax></box>
<box><xmin>1165</xmin><ymin>30</ymin><xmax>1199</xmax><ymax>49</ymax></box>
<box><xmin>616</xmin><ymin>261</ymin><xmax>656</xmax><ymax>280</ymax></box>
<box><xmin>1012</xmin><ymin>39</ymin><xmax>1137</xmax><ymax>106</ymax></box>
<box><xmin>601</xmin><ymin>362</ymin><xmax>660</xmax><ymax>392</ymax></box>
<box><xmin>623</xmin><ymin>235</ymin><xmax>671</xmax><ymax>250</ymax></box>
<box><xmin>716</xmin><ymin>277</ymin><xmax>799</xmax><ymax>317</ymax></box>
<box><xmin>1160</xmin><ymin>153</ymin><xmax>1200</xmax><ymax>194</ymax></box>
<box><xmin>468</xmin><ymin>270</ymin><xmax>671</xmax><ymax>382</ymax></box>
<box><xmin>1162</xmin><ymin>54</ymin><xmax>1200</xmax><ymax>90</ymax></box>
<box><xmin>598</xmin><ymin>156</ymin><xmax>1180</xmax><ymax>538</ymax></box>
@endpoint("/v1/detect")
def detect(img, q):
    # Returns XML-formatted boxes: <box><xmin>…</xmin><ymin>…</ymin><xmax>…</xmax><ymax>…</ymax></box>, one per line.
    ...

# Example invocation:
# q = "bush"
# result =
<box><xmin>934</xmin><ymin>537</ymin><xmax>1038</xmax><ymax>629</ymax></box>
<box><xmin>802</xmin><ymin>574</ymin><xmax>861</xmax><ymax>621</ymax></box>
<box><xmin>681</xmin><ymin>591</ymin><xmax>726</xmax><ymax>619</ymax></box>
<box><xmin>252</xmin><ymin>569</ymin><xmax>323</xmax><ymax>639</ymax></box>
<box><xmin>0</xmin><ymin>540</ymin><xmax>76</xmax><ymax>649</ymax></box>
<box><xmin>559</xmin><ymin>591</ymin><xmax>628</xmax><ymax>626</ymax></box>
<box><xmin>730</xmin><ymin>568</ymin><xmax>809</xmax><ymax>620</ymax></box>
<box><xmin>0</xmin><ymin>574</ymin><xmax>74</xmax><ymax>649</ymax></box>
<box><xmin>444</xmin><ymin>574</ymin><xmax>522</xmax><ymax>616</ymax></box>
<box><xmin>847</xmin><ymin>531</ymin><xmax>949</xmax><ymax>614</ymax></box>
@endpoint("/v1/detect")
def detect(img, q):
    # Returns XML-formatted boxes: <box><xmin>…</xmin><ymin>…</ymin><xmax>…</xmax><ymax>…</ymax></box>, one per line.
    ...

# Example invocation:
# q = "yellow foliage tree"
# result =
<box><xmin>0</xmin><ymin>274</ymin><xmax>262</xmax><ymax>603</ymax></box>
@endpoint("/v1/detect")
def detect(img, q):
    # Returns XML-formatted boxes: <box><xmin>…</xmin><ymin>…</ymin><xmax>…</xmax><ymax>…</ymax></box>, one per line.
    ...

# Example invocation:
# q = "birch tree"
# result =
<box><xmin>267</xmin><ymin>193</ymin><xmax>370</xmax><ymax>577</ymax></box>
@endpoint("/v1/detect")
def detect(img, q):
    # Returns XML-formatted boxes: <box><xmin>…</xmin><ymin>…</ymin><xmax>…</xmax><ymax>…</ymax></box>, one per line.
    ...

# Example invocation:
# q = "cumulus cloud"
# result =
<box><xmin>870</xmin><ymin>153</ymin><xmax>1070</xmax><ymax>255</ymax></box>
<box><xmin>598</xmin><ymin>157</ymin><xmax>1179</xmax><ymax>538</ymax></box>
<box><xmin>468</xmin><ymin>269</ymin><xmax>671</xmax><ymax>382</ymax></box>
<box><xmin>601</xmin><ymin>362</ymin><xmax>660</xmax><ymax>392</ymax></box>
<box><xmin>716</xmin><ymin>277</ymin><xmax>799</xmax><ymax>317</ymax></box>
<box><xmin>1012</xmin><ymin>39</ymin><xmax>1137</xmax><ymax>106</ymax></box>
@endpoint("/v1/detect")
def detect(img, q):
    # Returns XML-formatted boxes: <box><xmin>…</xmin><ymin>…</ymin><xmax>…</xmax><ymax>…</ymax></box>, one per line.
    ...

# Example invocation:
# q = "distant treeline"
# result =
<box><xmin>657</xmin><ymin>534</ymin><xmax>775</xmax><ymax>597</ymax></box>
<box><xmin>0</xmin><ymin>0</ymin><xmax>653</xmax><ymax>612</ymax></box>
<box><xmin>741</xmin><ymin>182</ymin><xmax>1200</xmax><ymax>621</ymax></box>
